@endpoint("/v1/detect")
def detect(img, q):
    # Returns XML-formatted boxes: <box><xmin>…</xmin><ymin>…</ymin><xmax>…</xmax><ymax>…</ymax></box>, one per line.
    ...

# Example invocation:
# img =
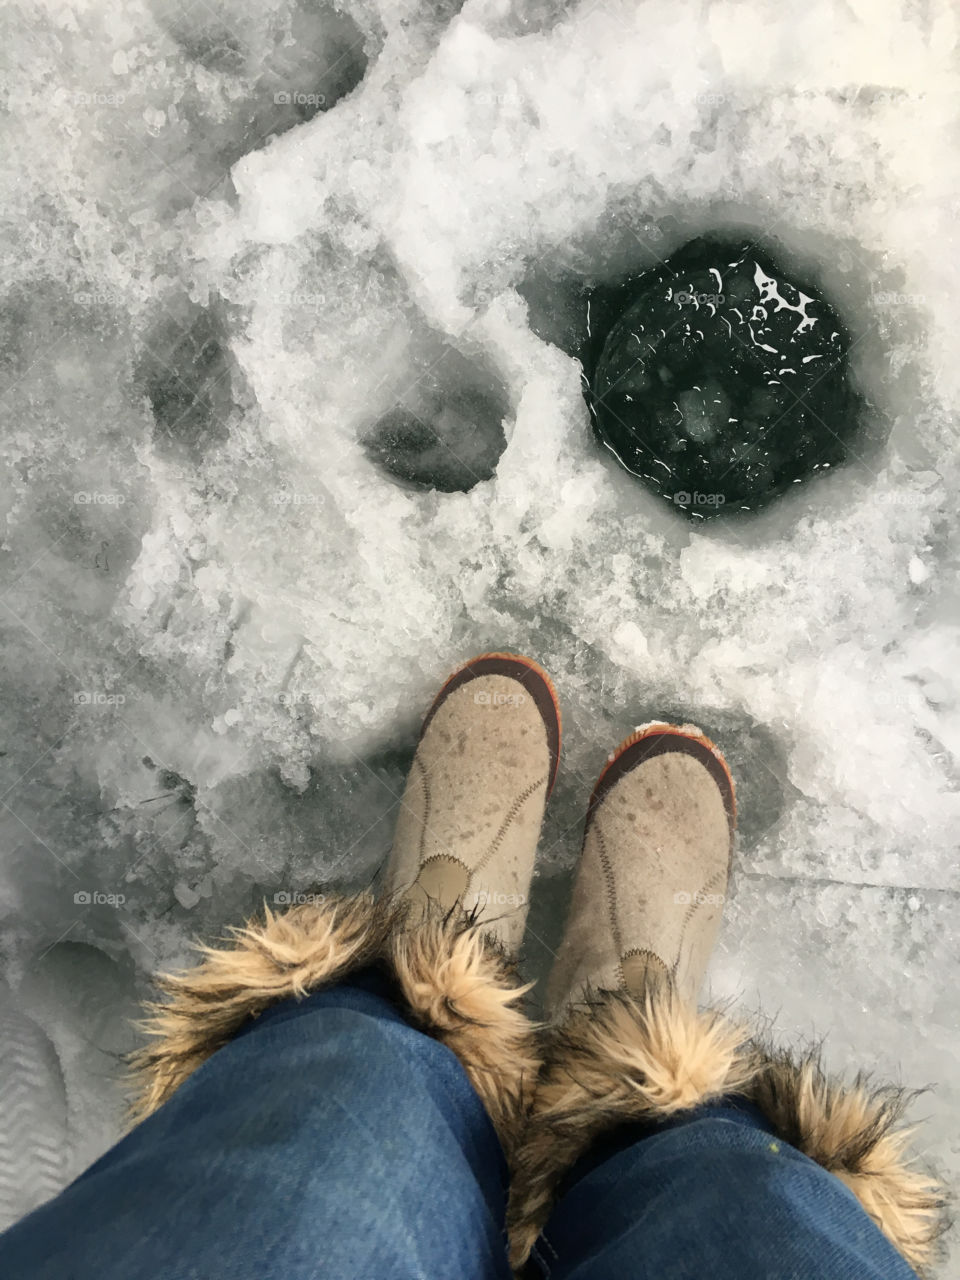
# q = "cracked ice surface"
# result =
<box><xmin>1</xmin><ymin>0</ymin><xmax>958</xmax><ymax>1260</ymax></box>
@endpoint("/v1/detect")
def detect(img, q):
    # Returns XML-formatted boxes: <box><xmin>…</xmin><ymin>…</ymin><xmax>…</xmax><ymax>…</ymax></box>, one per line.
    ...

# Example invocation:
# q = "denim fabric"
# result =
<box><xmin>532</xmin><ymin>1109</ymin><xmax>918</xmax><ymax>1280</ymax></box>
<box><xmin>0</xmin><ymin>973</ymin><xmax>918</xmax><ymax>1280</ymax></box>
<box><xmin>0</xmin><ymin>971</ymin><xmax>512</xmax><ymax>1280</ymax></box>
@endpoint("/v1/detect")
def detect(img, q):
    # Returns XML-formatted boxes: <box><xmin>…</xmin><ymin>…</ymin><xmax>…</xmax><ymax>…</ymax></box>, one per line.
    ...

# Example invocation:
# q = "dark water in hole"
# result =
<box><xmin>582</xmin><ymin>236</ymin><xmax>864</xmax><ymax>518</ymax></box>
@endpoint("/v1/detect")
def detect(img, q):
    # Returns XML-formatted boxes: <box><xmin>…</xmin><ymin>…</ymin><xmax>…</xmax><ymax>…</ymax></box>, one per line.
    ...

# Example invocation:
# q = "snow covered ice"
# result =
<box><xmin>1</xmin><ymin>0</ymin><xmax>959</xmax><ymax>1266</ymax></box>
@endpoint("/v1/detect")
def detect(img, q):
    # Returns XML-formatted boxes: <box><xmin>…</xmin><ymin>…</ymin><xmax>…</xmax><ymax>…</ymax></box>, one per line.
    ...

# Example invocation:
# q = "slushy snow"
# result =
<box><xmin>1</xmin><ymin>0</ymin><xmax>958</xmax><ymax>1266</ymax></box>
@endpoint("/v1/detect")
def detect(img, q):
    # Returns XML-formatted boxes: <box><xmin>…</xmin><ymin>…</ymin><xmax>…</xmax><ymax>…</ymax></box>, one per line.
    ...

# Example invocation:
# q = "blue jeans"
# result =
<box><xmin>0</xmin><ymin>971</ymin><xmax>917</xmax><ymax>1280</ymax></box>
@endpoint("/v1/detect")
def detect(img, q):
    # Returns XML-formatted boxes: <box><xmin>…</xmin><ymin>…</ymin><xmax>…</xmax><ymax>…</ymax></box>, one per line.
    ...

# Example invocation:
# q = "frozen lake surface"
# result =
<box><xmin>1</xmin><ymin>0</ymin><xmax>958</xmax><ymax>1266</ymax></box>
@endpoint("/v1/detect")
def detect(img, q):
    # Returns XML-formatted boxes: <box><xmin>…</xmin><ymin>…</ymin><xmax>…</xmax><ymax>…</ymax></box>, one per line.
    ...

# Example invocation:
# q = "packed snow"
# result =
<box><xmin>1</xmin><ymin>0</ymin><xmax>958</xmax><ymax>1266</ymax></box>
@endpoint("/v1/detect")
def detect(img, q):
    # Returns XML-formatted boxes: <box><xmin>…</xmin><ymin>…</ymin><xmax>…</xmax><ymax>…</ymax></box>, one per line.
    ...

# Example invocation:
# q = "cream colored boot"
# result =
<box><xmin>384</xmin><ymin>652</ymin><xmax>561</xmax><ymax>954</ymax></box>
<box><xmin>547</xmin><ymin>721</ymin><xmax>735</xmax><ymax>1013</ymax></box>
<box><xmin>511</xmin><ymin>724</ymin><xmax>944</xmax><ymax>1275</ymax></box>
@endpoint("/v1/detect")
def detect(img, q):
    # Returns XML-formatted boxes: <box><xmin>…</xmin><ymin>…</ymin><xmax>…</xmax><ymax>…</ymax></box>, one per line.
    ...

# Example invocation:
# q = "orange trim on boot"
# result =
<box><xmin>421</xmin><ymin>652</ymin><xmax>563</xmax><ymax>796</ymax></box>
<box><xmin>590</xmin><ymin>721</ymin><xmax>736</xmax><ymax>832</ymax></box>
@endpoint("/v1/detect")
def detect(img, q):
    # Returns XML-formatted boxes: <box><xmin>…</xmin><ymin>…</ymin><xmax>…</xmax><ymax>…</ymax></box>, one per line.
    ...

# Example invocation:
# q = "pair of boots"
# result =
<box><xmin>386</xmin><ymin>651</ymin><xmax>732</xmax><ymax>1010</ymax></box>
<box><xmin>131</xmin><ymin>654</ymin><xmax>943</xmax><ymax>1274</ymax></box>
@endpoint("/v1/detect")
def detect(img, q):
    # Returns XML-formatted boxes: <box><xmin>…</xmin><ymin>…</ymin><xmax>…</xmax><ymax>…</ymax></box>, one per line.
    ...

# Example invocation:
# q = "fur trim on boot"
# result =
<box><xmin>508</xmin><ymin>984</ymin><xmax>946</xmax><ymax>1275</ymax></box>
<box><xmin>748</xmin><ymin>1049</ymin><xmax>948</xmax><ymax>1276</ymax></box>
<box><xmin>128</xmin><ymin>893</ymin><xmax>541</xmax><ymax>1160</ymax></box>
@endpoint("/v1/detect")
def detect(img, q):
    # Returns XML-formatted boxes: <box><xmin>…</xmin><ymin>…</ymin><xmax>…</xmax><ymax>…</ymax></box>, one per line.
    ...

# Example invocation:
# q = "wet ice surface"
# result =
<box><xmin>1</xmin><ymin>0</ymin><xmax>959</xmax><ymax>1259</ymax></box>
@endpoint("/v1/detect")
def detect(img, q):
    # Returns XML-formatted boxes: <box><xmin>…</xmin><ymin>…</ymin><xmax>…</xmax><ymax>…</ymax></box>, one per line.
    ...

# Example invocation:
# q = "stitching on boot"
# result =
<box><xmin>413</xmin><ymin>754</ymin><xmax>432</xmax><ymax>864</ymax></box>
<box><xmin>593</xmin><ymin>822</ymin><xmax>624</xmax><ymax>966</ymax></box>
<box><xmin>470</xmin><ymin>772</ymin><xmax>548</xmax><ymax>877</ymax></box>
<box><xmin>673</xmin><ymin>865</ymin><xmax>727</xmax><ymax>969</ymax></box>
<box><xmin>417</xmin><ymin>853</ymin><xmax>471</xmax><ymax>871</ymax></box>
<box><xmin>414</xmin><ymin>853</ymin><xmax>472</xmax><ymax>898</ymax></box>
<box><xmin>619</xmin><ymin>947</ymin><xmax>670</xmax><ymax>992</ymax></box>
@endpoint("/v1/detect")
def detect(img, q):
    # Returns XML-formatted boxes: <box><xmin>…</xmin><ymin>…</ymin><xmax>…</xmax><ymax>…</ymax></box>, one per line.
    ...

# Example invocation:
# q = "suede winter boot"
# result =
<box><xmin>129</xmin><ymin>654</ymin><xmax>560</xmax><ymax>1165</ymax></box>
<box><xmin>547</xmin><ymin>721</ymin><xmax>735</xmax><ymax>1013</ymax></box>
<box><xmin>509</xmin><ymin>722</ymin><xmax>945</xmax><ymax>1275</ymax></box>
<box><xmin>384</xmin><ymin>652</ymin><xmax>562</xmax><ymax>954</ymax></box>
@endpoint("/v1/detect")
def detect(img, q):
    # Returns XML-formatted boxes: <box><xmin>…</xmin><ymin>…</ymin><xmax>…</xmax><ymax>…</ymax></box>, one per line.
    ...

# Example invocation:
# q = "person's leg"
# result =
<box><xmin>0</xmin><ymin>653</ymin><xmax>561</xmax><ymax>1280</ymax></box>
<box><xmin>509</xmin><ymin>724</ymin><xmax>944</xmax><ymax>1277</ymax></box>
<box><xmin>0</xmin><ymin>970</ymin><xmax>512</xmax><ymax>1280</ymax></box>
<box><xmin>532</xmin><ymin>1099</ymin><xmax>920</xmax><ymax>1279</ymax></box>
